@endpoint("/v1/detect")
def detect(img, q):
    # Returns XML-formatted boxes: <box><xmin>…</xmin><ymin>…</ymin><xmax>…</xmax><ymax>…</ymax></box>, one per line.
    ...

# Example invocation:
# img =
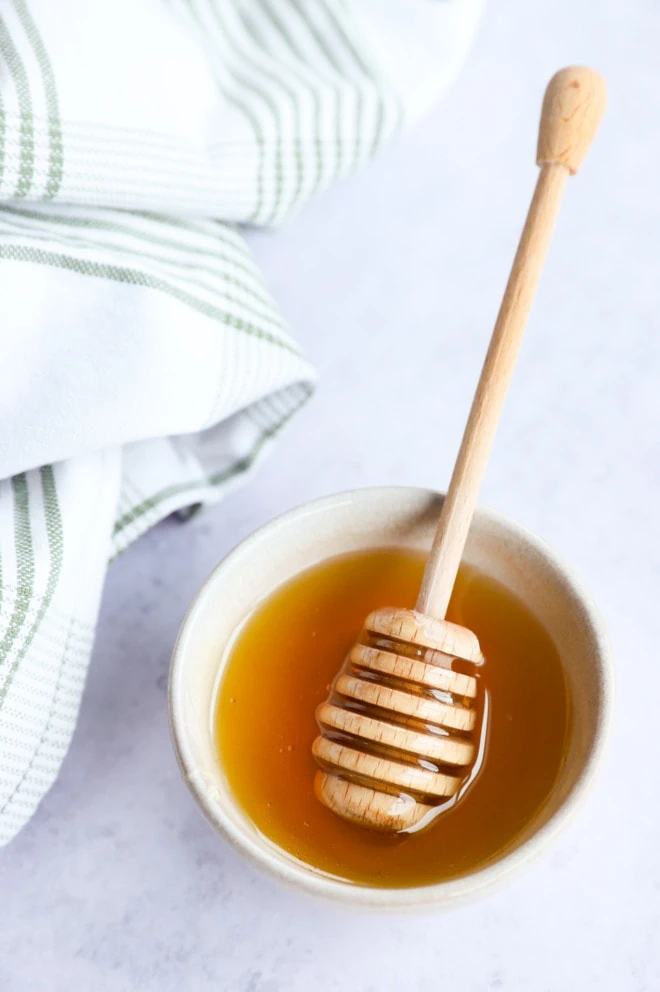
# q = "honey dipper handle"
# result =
<box><xmin>417</xmin><ymin>67</ymin><xmax>606</xmax><ymax>618</ymax></box>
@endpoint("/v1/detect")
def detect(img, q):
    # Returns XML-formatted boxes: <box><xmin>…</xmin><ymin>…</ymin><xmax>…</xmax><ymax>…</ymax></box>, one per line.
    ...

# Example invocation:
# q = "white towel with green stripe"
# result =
<box><xmin>0</xmin><ymin>0</ymin><xmax>482</xmax><ymax>844</ymax></box>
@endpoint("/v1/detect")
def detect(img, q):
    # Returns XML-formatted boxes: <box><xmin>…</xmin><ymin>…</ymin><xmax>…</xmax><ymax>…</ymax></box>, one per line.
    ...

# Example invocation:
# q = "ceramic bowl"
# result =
<box><xmin>169</xmin><ymin>487</ymin><xmax>613</xmax><ymax>909</ymax></box>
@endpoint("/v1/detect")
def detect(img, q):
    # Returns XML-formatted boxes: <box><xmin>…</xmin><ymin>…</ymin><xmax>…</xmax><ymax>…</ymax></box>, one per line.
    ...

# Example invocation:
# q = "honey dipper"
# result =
<box><xmin>312</xmin><ymin>67</ymin><xmax>606</xmax><ymax>833</ymax></box>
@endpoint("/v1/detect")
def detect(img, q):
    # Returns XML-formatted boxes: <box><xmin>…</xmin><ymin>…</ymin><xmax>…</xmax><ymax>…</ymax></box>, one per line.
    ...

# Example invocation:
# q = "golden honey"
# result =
<box><xmin>215</xmin><ymin>547</ymin><xmax>570</xmax><ymax>887</ymax></box>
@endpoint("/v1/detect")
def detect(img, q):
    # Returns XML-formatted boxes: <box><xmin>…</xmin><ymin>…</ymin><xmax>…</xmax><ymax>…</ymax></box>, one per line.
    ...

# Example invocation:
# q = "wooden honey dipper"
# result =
<box><xmin>313</xmin><ymin>67</ymin><xmax>607</xmax><ymax>833</ymax></box>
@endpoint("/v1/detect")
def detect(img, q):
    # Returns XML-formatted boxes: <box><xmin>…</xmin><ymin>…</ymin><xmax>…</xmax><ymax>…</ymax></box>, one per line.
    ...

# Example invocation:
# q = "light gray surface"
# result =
<box><xmin>2</xmin><ymin>1</ymin><xmax>659</xmax><ymax>989</ymax></box>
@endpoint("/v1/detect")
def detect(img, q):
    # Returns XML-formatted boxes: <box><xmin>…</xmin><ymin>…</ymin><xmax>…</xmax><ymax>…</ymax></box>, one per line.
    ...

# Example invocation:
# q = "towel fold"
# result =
<box><xmin>0</xmin><ymin>0</ymin><xmax>482</xmax><ymax>844</ymax></box>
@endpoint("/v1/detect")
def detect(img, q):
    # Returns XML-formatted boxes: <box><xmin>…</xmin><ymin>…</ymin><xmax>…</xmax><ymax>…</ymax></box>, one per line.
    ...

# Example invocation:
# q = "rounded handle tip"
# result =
<box><xmin>537</xmin><ymin>66</ymin><xmax>607</xmax><ymax>175</ymax></box>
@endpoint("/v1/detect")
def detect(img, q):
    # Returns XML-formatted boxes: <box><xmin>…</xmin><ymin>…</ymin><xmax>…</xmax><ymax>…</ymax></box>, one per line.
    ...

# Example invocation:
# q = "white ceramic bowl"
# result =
<box><xmin>169</xmin><ymin>487</ymin><xmax>613</xmax><ymax>909</ymax></box>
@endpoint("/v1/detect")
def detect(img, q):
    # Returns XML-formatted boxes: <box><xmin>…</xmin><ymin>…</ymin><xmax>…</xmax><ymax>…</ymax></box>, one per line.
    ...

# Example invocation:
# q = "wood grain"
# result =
<box><xmin>417</xmin><ymin>67</ymin><xmax>606</xmax><ymax>619</ymax></box>
<box><xmin>313</xmin><ymin>68</ymin><xmax>606</xmax><ymax>832</ymax></box>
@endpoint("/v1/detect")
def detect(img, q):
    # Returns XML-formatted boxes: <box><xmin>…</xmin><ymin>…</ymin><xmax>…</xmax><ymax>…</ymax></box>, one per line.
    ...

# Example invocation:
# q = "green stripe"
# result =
<box><xmin>0</xmin><ymin>243</ymin><xmax>302</xmax><ymax>355</ymax></box>
<box><xmin>0</xmin><ymin>214</ymin><xmax>286</xmax><ymax>329</ymax></box>
<box><xmin>288</xmin><ymin>0</ymin><xmax>346</xmax><ymax>178</ymax></box>
<box><xmin>207</xmin><ymin>1</ymin><xmax>285</xmax><ymax>224</ymax></box>
<box><xmin>252</xmin><ymin>0</ymin><xmax>329</xmax><ymax>202</ymax></box>
<box><xmin>0</xmin><ymin>581</ymin><xmax>92</xmax><ymax>633</ymax></box>
<box><xmin>325</xmin><ymin>1</ymin><xmax>372</xmax><ymax>77</ymax></box>
<box><xmin>254</xmin><ymin>0</ymin><xmax>324</xmax><ymax>196</ymax></box>
<box><xmin>0</xmin><ymin>467</ymin><xmax>64</xmax><ymax>715</ymax></box>
<box><xmin>0</xmin><ymin>92</ymin><xmax>5</xmax><ymax>188</ymax></box>
<box><xmin>120</xmin><ymin>471</ymin><xmax>148</xmax><ymax>510</ymax></box>
<box><xmin>254</xmin><ymin>0</ymin><xmax>305</xmax><ymax>62</ymax></box>
<box><xmin>321</xmin><ymin>1</ymin><xmax>370</xmax><ymax>158</ymax></box>
<box><xmin>113</xmin><ymin>459</ymin><xmax>246</xmax><ymax>538</ymax></box>
<box><xmin>289</xmin><ymin>0</ymin><xmax>342</xmax><ymax>72</ymax></box>
<box><xmin>0</xmin><ymin>104</ymin><xmax>277</xmax><ymax>149</ymax></box>
<box><xmin>185</xmin><ymin>0</ymin><xmax>265</xmax><ymax>223</ymax></box>
<box><xmin>138</xmin><ymin>212</ymin><xmax>249</xmax><ymax>255</ymax></box>
<box><xmin>0</xmin><ymin>107</ymin><xmax>372</xmax><ymax>148</ymax></box>
<box><xmin>0</xmin><ymin>592</ymin><xmax>92</xmax><ymax>662</ymax></box>
<box><xmin>0</xmin><ymin>14</ymin><xmax>34</xmax><ymax>196</ymax></box>
<box><xmin>235</xmin><ymin>5</ymin><xmax>306</xmax><ymax>214</ymax></box>
<box><xmin>0</xmin><ymin>205</ymin><xmax>277</xmax><ymax>309</ymax></box>
<box><xmin>0</xmin><ymin>475</ymin><xmax>34</xmax><ymax>677</ymax></box>
<box><xmin>0</xmin><ymin>614</ymin><xmax>89</xmax><ymax>666</ymax></box>
<box><xmin>114</xmin><ymin>385</ymin><xmax>311</xmax><ymax>539</ymax></box>
<box><xmin>328</xmin><ymin>3</ymin><xmax>404</xmax><ymax>149</ymax></box>
<box><xmin>293</xmin><ymin>0</ymin><xmax>402</xmax><ymax>162</ymax></box>
<box><xmin>12</xmin><ymin>0</ymin><xmax>63</xmax><ymax>199</ymax></box>
<box><xmin>0</xmin><ymin>468</ymin><xmax>67</xmax><ymax>811</ymax></box>
<box><xmin>0</xmin><ymin>600</ymin><xmax>85</xmax><ymax>647</ymax></box>
<box><xmin>52</xmin><ymin>152</ymin><xmax>257</xmax><ymax>192</ymax></box>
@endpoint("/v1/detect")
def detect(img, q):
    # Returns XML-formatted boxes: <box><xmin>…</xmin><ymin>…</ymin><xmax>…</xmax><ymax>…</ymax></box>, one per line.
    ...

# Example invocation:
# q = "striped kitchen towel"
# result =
<box><xmin>0</xmin><ymin>0</ymin><xmax>482</xmax><ymax>844</ymax></box>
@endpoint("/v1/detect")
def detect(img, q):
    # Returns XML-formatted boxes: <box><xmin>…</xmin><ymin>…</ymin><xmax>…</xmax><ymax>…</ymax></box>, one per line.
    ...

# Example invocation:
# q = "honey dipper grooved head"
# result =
<box><xmin>313</xmin><ymin>608</ymin><xmax>484</xmax><ymax>833</ymax></box>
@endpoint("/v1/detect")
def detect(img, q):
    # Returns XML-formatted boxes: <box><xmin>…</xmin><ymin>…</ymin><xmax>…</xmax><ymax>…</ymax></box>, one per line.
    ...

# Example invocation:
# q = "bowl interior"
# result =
<box><xmin>169</xmin><ymin>487</ymin><xmax>612</xmax><ymax>908</ymax></box>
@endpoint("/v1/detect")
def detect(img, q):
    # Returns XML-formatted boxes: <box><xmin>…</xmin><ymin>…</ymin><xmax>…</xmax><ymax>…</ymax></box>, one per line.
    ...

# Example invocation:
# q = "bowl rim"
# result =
<box><xmin>169</xmin><ymin>485</ymin><xmax>614</xmax><ymax>909</ymax></box>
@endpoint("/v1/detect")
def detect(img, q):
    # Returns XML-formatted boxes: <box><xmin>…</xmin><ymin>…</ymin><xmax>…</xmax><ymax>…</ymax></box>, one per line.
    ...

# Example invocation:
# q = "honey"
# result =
<box><xmin>215</xmin><ymin>547</ymin><xmax>570</xmax><ymax>887</ymax></box>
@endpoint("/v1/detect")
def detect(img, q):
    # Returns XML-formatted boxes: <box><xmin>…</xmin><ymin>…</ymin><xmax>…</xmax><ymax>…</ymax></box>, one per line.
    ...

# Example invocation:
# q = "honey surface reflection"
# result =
<box><xmin>215</xmin><ymin>548</ymin><xmax>570</xmax><ymax>887</ymax></box>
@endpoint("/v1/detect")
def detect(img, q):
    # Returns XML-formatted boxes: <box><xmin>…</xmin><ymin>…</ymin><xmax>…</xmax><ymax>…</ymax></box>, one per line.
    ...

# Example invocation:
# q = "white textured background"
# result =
<box><xmin>3</xmin><ymin>0</ymin><xmax>659</xmax><ymax>989</ymax></box>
